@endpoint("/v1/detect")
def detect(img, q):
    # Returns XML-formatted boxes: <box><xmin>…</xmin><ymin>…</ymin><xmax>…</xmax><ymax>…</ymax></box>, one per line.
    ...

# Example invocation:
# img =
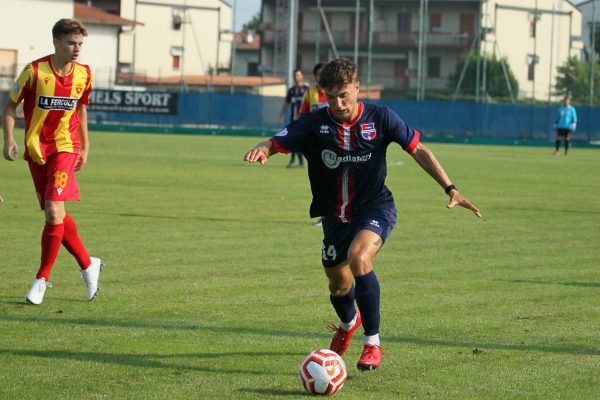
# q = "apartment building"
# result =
<box><xmin>260</xmin><ymin>0</ymin><xmax>582</xmax><ymax>99</ymax></box>
<box><xmin>115</xmin><ymin>0</ymin><xmax>233</xmax><ymax>80</ymax></box>
<box><xmin>481</xmin><ymin>0</ymin><xmax>582</xmax><ymax>100</ymax></box>
<box><xmin>261</xmin><ymin>0</ymin><xmax>482</xmax><ymax>95</ymax></box>
<box><xmin>577</xmin><ymin>0</ymin><xmax>600</xmax><ymax>62</ymax></box>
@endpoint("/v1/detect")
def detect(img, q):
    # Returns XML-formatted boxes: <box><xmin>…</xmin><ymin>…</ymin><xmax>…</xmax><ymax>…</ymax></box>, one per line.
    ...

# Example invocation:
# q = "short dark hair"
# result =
<box><xmin>313</xmin><ymin>62</ymin><xmax>326</xmax><ymax>77</ymax></box>
<box><xmin>52</xmin><ymin>19</ymin><xmax>87</xmax><ymax>39</ymax></box>
<box><xmin>293</xmin><ymin>68</ymin><xmax>302</xmax><ymax>74</ymax></box>
<box><xmin>318</xmin><ymin>58</ymin><xmax>358</xmax><ymax>91</ymax></box>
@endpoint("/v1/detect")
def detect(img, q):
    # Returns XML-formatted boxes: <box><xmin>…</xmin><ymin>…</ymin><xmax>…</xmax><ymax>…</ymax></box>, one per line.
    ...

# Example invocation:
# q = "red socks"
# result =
<box><xmin>62</xmin><ymin>213</ymin><xmax>91</xmax><ymax>269</ymax></box>
<box><xmin>37</xmin><ymin>222</ymin><xmax>64</xmax><ymax>280</ymax></box>
<box><xmin>36</xmin><ymin>214</ymin><xmax>91</xmax><ymax>280</ymax></box>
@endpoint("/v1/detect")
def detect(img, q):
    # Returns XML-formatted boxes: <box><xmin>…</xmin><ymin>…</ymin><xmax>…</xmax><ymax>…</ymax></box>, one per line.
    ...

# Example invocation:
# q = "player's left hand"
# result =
<box><xmin>75</xmin><ymin>149</ymin><xmax>88</xmax><ymax>171</ymax></box>
<box><xmin>447</xmin><ymin>190</ymin><xmax>482</xmax><ymax>218</ymax></box>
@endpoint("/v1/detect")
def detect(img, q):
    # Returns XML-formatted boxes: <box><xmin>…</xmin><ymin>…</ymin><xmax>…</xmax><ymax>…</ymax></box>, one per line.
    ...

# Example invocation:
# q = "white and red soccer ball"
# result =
<box><xmin>299</xmin><ymin>349</ymin><xmax>347</xmax><ymax>396</ymax></box>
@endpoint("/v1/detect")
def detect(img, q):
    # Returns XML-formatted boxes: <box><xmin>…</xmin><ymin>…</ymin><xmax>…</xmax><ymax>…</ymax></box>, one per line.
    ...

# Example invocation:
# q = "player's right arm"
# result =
<box><xmin>3</xmin><ymin>64</ymin><xmax>32</xmax><ymax>161</ymax></box>
<box><xmin>2</xmin><ymin>99</ymin><xmax>20</xmax><ymax>161</ymax></box>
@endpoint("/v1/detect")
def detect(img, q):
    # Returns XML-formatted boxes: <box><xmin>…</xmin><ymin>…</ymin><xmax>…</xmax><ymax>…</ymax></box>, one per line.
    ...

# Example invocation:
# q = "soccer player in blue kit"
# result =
<box><xmin>244</xmin><ymin>58</ymin><xmax>481</xmax><ymax>371</ymax></box>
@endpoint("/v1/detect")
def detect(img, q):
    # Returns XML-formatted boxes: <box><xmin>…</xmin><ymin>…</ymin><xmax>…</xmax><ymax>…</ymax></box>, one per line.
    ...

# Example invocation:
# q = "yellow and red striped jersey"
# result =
<box><xmin>10</xmin><ymin>55</ymin><xmax>93</xmax><ymax>165</ymax></box>
<box><xmin>299</xmin><ymin>86</ymin><xmax>327</xmax><ymax>115</ymax></box>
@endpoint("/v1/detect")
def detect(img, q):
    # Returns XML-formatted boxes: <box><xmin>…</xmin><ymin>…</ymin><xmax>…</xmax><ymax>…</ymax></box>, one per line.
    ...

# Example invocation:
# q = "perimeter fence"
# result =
<box><xmin>1</xmin><ymin>89</ymin><xmax>598</xmax><ymax>144</ymax></box>
<box><xmin>84</xmin><ymin>90</ymin><xmax>600</xmax><ymax>144</ymax></box>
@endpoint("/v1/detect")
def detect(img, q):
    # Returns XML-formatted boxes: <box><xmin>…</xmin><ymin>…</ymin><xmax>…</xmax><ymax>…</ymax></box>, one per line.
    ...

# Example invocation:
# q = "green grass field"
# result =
<box><xmin>1</xmin><ymin>130</ymin><xmax>599</xmax><ymax>399</ymax></box>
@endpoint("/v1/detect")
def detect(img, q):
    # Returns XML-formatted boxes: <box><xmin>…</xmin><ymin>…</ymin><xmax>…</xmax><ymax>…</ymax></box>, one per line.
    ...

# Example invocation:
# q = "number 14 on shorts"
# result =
<box><xmin>322</xmin><ymin>244</ymin><xmax>337</xmax><ymax>262</ymax></box>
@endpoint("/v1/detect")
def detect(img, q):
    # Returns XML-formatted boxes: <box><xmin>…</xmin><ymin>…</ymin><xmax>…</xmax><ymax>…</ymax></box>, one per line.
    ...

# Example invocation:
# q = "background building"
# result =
<box><xmin>117</xmin><ymin>0</ymin><xmax>233</xmax><ymax>84</ymax></box>
<box><xmin>74</xmin><ymin>2</ymin><xmax>137</xmax><ymax>88</ymax></box>
<box><xmin>577</xmin><ymin>0</ymin><xmax>600</xmax><ymax>62</ymax></box>
<box><xmin>259</xmin><ymin>0</ymin><xmax>583</xmax><ymax>101</ymax></box>
<box><xmin>0</xmin><ymin>0</ymin><xmax>73</xmax><ymax>91</ymax></box>
<box><xmin>480</xmin><ymin>0</ymin><xmax>582</xmax><ymax>100</ymax></box>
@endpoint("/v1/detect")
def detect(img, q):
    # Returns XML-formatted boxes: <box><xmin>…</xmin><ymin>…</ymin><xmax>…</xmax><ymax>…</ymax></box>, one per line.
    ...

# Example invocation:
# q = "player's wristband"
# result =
<box><xmin>444</xmin><ymin>184</ymin><xmax>456</xmax><ymax>195</ymax></box>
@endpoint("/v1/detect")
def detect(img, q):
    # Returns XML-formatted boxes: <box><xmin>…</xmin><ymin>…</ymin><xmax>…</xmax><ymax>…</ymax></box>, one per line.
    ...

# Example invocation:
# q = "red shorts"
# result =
<box><xmin>28</xmin><ymin>152</ymin><xmax>80</xmax><ymax>210</ymax></box>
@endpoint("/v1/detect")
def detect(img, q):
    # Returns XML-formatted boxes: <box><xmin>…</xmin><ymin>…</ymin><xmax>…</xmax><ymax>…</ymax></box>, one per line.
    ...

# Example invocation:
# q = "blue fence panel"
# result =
<box><xmin>87</xmin><ymin>91</ymin><xmax>600</xmax><ymax>142</ymax></box>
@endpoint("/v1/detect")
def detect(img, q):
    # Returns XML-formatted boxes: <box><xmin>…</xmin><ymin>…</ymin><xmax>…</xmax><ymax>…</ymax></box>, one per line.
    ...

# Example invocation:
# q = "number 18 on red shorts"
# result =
<box><xmin>28</xmin><ymin>152</ymin><xmax>80</xmax><ymax>209</ymax></box>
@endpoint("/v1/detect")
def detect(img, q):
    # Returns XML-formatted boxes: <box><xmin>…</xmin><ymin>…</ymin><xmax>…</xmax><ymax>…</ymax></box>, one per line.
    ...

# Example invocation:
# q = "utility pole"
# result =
<box><xmin>230</xmin><ymin>0</ymin><xmax>236</xmax><ymax>94</ymax></box>
<box><xmin>529</xmin><ymin>0</ymin><xmax>539</xmax><ymax>140</ymax></box>
<box><xmin>590</xmin><ymin>0</ymin><xmax>597</xmax><ymax>106</ymax></box>
<box><xmin>417</xmin><ymin>0</ymin><xmax>428</xmax><ymax>101</ymax></box>
<box><xmin>316</xmin><ymin>0</ymin><xmax>321</xmax><ymax>64</ymax></box>
<box><xmin>354</xmin><ymin>0</ymin><xmax>360</xmax><ymax>65</ymax></box>
<box><xmin>475</xmin><ymin>0</ymin><xmax>483</xmax><ymax>102</ymax></box>
<box><xmin>548</xmin><ymin>3</ymin><xmax>555</xmax><ymax>104</ymax></box>
<box><xmin>367</xmin><ymin>0</ymin><xmax>374</xmax><ymax>99</ymax></box>
<box><xmin>287</xmin><ymin>0</ymin><xmax>299</xmax><ymax>89</ymax></box>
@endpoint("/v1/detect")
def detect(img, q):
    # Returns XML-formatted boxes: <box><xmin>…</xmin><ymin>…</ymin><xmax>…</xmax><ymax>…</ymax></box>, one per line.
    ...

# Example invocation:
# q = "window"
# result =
<box><xmin>172</xmin><ymin>55</ymin><xmax>180</xmax><ymax>70</ymax></box>
<box><xmin>460</xmin><ymin>14</ymin><xmax>475</xmax><ymax>36</ymax></box>
<box><xmin>172</xmin><ymin>9</ymin><xmax>184</xmax><ymax>30</ymax></box>
<box><xmin>248</xmin><ymin>62</ymin><xmax>260</xmax><ymax>76</ymax></box>
<box><xmin>528</xmin><ymin>13</ymin><xmax>540</xmax><ymax>38</ymax></box>
<box><xmin>527</xmin><ymin>54</ymin><xmax>539</xmax><ymax>81</ymax></box>
<box><xmin>428</xmin><ymin>57</ymin><xmax>441</xmax><ymax>78</ymax></box>
<box><xmin>394</xmin><ymin>59</ymin><xmax>407</xmax><ymax>87</ymax></box>
<box><xmin>430</xmin><ymin>13</ymin><xmax>441</xmax><ymax>33</ymax></box>
<box><xmin>528</xmin><ymin>63</ymin><xmax>535</xmax><ymax>81</ymax></box>
<box><xmin>398</xmin><ymin>13</ymin><xmax>411</xmax><ymax>33</ymax></box>
<box><xmin>0</xmin><ymin>49</ymin><xmax>17</xmax><ymax>77</ymax></box>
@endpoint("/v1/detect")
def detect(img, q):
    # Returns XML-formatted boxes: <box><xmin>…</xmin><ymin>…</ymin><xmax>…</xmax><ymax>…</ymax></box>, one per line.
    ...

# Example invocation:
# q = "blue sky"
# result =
<box><xmin>233</xmin><ymin>0</ymin><xmax>261</xmax><ymax>31</ymax></box>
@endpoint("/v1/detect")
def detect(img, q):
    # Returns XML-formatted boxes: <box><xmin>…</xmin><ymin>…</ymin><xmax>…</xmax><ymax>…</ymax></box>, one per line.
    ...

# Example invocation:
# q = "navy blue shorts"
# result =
<box><xmin>321</xmin><ymin>206</ymin><xmax>397</xmax><ymax>268</ymax></box>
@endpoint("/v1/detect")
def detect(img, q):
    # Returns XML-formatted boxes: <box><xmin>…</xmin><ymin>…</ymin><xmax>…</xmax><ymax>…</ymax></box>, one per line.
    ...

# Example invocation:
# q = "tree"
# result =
<box><xmin>555</xmin><ymin>56</ymin><xmax>600</xmax><ymax>104</ymax></box>
<box><xmin>448</xmin><ymin>54</ymin><xmax>519</xmax><ymax>100</ymax></box>
<box><xmin>590</xmin><ymin>22</ymin><xmax>600</xmax><ymax>61</ymax></box>
<box><xmin>242</xmin><ymin>13</ymin><xmax>261</xmax><ymax>32</ymax></box>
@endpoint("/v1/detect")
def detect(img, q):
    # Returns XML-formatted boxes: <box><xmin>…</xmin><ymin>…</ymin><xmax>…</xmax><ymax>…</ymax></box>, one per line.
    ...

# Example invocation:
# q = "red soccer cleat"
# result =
<box><xmin>356</xmin><ymin>343</ymin><xmax>383</xmax><ymax>371</ymax></box>
<box><xmin>327</xmin><ymin>311</ymin><xmax>362</xmax><ymax>356</ymax></box>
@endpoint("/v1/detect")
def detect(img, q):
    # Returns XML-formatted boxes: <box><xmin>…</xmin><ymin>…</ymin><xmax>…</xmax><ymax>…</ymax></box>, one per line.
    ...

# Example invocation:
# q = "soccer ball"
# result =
<box><xmin>299</xmin><ymin>349</ymin><xmax>347</xmax><ymax>396</ymax></box>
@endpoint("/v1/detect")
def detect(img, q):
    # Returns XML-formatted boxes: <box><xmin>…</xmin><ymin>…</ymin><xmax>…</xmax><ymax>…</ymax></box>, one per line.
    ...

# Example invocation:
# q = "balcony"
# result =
<box><xmin>262</xmin><ymin>29</ymin><xmax>474</xmax><ymax>49</ymax></box>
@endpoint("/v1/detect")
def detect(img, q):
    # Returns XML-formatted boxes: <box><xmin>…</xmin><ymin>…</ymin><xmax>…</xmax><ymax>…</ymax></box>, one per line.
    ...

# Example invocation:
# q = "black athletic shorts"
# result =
<box><xmin>321</xmin><ymin>206</ymin><xmax>397</xmax><ymax>268</ymax></box>
<box><xmin>556</xmin><ymin>128</ymin><xmax>571</xmax><ymax>137</ymax></box>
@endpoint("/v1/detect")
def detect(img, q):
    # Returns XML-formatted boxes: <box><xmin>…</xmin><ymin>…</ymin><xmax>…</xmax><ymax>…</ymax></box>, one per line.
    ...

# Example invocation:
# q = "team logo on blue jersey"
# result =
<box><xmin>321</xmin><ymin>149</ymin><xmax>372</xmax><ymax>169</ymax></box>
<box><xmin>320</xmin><ymin>125</ymin><xmax>329</xmax><ymax>135</ymax></box>
<box><xmin>360</xmin><ymin>123</ymin><xmax>377</xmax><ymax>141</ymax></box>
<box><xmin>275</xmin><ymin>128</ymin><xmax>288</xmax><ymax>137</ymax></box>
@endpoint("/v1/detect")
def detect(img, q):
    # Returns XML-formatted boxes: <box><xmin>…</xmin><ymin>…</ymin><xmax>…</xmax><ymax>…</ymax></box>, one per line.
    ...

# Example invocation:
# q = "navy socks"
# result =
<box><xmin>354</xmin><ymin>270</ymin><xmax>380</xmax><ymax>336</ymax></box>
<box><xmin>330</xmin><ymin>285</ymin><xmax>356</xmax><ymax>324</ymax></box>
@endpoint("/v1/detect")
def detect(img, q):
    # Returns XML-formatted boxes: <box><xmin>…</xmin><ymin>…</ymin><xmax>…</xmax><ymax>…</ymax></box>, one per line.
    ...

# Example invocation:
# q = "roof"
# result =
<box><xmin>74</xmin><ymin>2</ymin><xmax>139</xmax><ymax>27</ymax></box>
<box><xmin>264</xmin><ymin>0</ymin><xmax>481</xmax><ymax>5</ymax></box>
<box><xmin>576</xmin><ymin>0</ymin><xmax>597</xmax><ymax>7</ymax></box>
<box><xmin>235</xmin><ymin>32</ymin><xmax>261</xmax><ymax>50</ymax></box>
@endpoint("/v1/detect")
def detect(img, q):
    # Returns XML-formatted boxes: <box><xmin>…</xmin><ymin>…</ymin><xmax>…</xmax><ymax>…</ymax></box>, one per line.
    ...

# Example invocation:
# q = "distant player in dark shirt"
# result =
<box><xmin>279</xmin><ymin>69</ymin><xmax>308</xmax><ymax>168</ymax></box>
<box><xmin>244</xmin><ymin>58</ymin><xmax>481</xmax><ymax>371</ymax></box>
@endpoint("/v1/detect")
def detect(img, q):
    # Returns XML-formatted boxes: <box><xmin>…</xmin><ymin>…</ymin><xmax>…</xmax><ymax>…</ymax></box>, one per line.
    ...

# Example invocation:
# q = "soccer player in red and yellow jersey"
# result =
<box><xmin>2</xmin><ymin>19</ymin><xmax>103</xmax><ymax>305</ymax></box>
<box><xmin>299</xmin><ymin>62</ymin><xmax>328</xmax><ymax>115</ymax></box>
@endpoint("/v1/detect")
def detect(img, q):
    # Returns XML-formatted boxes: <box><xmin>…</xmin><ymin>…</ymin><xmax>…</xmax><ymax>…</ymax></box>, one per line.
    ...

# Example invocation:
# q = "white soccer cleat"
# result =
<box><xmin>26</xmin><ymin>278</ymin><xmax>52</xmax><ymax>305</ymax></box>
<box><xmin>81</xmin><ymin>257</ymin><xmax>104</xmax><ymax>301</ymax></box>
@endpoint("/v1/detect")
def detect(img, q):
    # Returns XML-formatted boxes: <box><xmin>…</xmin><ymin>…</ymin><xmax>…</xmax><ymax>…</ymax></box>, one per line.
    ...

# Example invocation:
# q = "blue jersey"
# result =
<box><xmin>555</xmin><ymin>105</ymin><xmax>577</xmax><ymax>130</ymax></box>
<box><xmin>271</xmin><ymin>102</ymin><xmax>420</xmax><ymax>222</ymax></box>
<box><xmin>285</xmin><ymin>84</ymin><xmax>309</xmax><ymax>122</ymax></box>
